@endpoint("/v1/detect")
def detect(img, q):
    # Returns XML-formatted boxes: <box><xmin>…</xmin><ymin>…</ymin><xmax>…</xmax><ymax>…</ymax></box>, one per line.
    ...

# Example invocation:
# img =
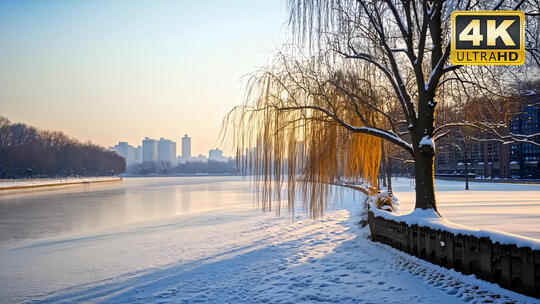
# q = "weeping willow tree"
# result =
<box><xmin>225</xmin><ymin>0</ymin><xmax>540</xmax><ymax>217</ymax></box>
<box><xmin>285</xmin><ymin>0</ymin><xmax>540</xmax><ymax>214</ymax></box>
<box><xmin>224</xmin><ymin>55</ymin><xmax>406</xmax><ymax>218</ymax></box>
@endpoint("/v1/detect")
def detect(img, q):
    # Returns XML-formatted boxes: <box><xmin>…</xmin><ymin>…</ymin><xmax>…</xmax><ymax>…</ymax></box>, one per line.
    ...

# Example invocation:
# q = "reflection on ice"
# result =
<box><xmin>0</xmin><ymin>176</ymin><xmax>253</xmax><ymax>245</ymax></box>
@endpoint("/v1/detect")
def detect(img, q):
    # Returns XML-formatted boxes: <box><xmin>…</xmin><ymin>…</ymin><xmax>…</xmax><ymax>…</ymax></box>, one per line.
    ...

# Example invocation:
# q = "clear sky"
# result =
<box><xmin>0</xmin><ymin>0</ymin><xmax>287</xmax><ymax>156</ymax></box>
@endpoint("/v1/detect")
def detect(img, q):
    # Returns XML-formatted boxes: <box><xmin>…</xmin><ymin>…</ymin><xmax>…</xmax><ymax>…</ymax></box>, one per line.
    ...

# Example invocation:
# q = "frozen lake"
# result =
<box><xmin>0</xmin><ymin>176</ymin><xmax>256</xmax><ymax>246</ymax></box>
<box><xmin>0</xmin><ymin>176</ymin><xmax>538</xmax><ymax>303</ymax></box>
<box><xmin>1</xmin><ymin>176</ymin><xmax>538</xmax><ymax>246</ymax></box>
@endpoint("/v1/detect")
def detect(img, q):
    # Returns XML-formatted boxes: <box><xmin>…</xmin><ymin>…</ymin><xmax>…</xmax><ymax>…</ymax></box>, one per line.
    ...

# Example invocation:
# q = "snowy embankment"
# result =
<box><xmin>391</xmin><ymin>177</ymin><xmax>540</xmax><ymax>239</ymax></box>
<box><xmin>1</xmin><ymin>181</ymin><xmax>537</xmax><ymax>303</ymax></box>
<box><xmin>370</xmin><ymin>203</ymin><xmax>540</xmax><ymax>250</ymax></box>
<box><xmin>0</xmin><ymin>176</ymin><xmax>121</xmax><ymax>191</ymax></box>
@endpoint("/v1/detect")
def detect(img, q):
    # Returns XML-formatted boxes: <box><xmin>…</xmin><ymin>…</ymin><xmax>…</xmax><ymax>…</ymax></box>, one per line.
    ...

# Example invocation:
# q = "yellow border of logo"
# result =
<box><xmin>450</xmin><ymin>11</ymin><xmax>525</xmax><ymax>65</ymax></box>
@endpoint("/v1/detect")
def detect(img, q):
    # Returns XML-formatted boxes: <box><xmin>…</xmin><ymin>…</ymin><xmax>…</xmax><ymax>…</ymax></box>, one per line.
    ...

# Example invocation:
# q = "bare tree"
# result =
<box><xmin>225</xmin><ymin>0</ymin><xmax>540</xmax><ymax>217</ymax></box>
<box><xmin>0</xmin><ymin>116</ymin><xmax>125</xmax><ymax>179</ymax></box>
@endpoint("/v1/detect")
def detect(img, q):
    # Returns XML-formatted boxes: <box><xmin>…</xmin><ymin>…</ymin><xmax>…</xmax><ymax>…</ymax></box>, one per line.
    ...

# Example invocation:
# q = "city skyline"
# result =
<box><xmin>110</xmin><ymin>134</ymin><xmax>230</xmax><ymax>167</ymax></box>
<box><xmin>0</xmin><ymin>1</ymin><xmax>286</xmax><ymax>156</ymax></box>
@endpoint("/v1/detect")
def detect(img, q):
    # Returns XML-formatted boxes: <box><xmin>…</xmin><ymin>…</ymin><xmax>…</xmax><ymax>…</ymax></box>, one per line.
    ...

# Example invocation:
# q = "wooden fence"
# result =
<box><xmin>368</xmin><ymin>210</ymin><xmax>540</xmax><ymax>299</ymax></box>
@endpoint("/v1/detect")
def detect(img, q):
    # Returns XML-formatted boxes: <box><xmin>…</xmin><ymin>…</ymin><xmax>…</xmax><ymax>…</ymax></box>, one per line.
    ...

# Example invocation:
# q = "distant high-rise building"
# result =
<box><xmin>209</xmin><ymin>148</ymin><xmax>224</xmax><ymax>161</ymax></box>
<box><xmin>158</xmin><ymin>138</ymin><xmax>177</xmax><ymax>166</ymax></box>
<box><xmin>190</xmin><ymin>154</ymin><xmax>208</xmax><ymax>163</ymax></box>
<box><xmin>434</xmin><ymin>93</ymin><xmax>540</xmax><ymax>179</ymax></box>
<box><xmin>142</xmin><ymin>137</ymin><xmax>158</xmax><ymax>163</ymax></box>
<box><xmin>182</xmin><ymin>134</ymin><xmax>191</xmax><ymax>159</ymax></box>
<box><xmin>110</xmin><ymin>142</ymin><xmax>137</xmax><ymax>167</ymax></box>
<box><xmin>509</xmin><ymin>103</ymin><xmax>540</xmax><ymax>179</ymax></box>
<box><xmin>135</xmin><ymin>145</ymin><xmax>142</xmax><ymax>164</ymax></box>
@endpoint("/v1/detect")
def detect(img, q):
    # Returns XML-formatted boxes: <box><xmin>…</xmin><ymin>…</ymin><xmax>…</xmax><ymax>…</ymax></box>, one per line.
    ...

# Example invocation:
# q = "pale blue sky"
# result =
<box><xmin>0</xmin><ymin>0</ymin><xmax>287</xmax><ymax>155</ymax></box>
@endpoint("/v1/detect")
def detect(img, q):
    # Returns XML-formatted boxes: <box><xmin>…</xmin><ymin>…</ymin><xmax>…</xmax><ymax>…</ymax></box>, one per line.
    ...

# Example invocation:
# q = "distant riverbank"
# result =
<box><xmin>121</xmin><ymin>173</ymin><xmax>243</xmax><ymax>178</ymax></box>
<box><xmin>0</xmin><ymin>176</ymin><xmax>122</xmax><ymax>191</ymax></box>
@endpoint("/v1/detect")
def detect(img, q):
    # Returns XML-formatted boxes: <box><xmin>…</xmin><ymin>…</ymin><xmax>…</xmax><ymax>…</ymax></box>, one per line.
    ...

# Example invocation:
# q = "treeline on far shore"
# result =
<box><xmin>0</xmin><ymin>116</ymin><xmax>125</xmax><ymax>179</ymax></box>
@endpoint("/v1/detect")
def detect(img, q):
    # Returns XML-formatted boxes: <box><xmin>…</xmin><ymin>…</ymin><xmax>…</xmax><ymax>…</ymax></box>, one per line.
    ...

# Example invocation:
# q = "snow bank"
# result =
<box><xmin>370</xmin><ymin>201</ymin><xmax>540</xmax><ymax>250</ymax></box>
<box><xmin>0</xmin><ymin>177</ymin><xmax>121</xmax><ymax>190</ymax></box>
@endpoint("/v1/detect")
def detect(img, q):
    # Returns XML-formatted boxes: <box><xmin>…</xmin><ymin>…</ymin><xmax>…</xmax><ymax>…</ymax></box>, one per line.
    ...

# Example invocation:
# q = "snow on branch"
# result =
<box><xmin>278</xmin><ymin>105</ymin><xmax>413</xmax><ymax>154</ymax></box>
<box><xmin>470</xmin><ymin>136</ymin><xmax>540</xmax><ymax>147</ymax></box>
<box><xmin>385</xmin><ymin>0</ymin><xmax>409</xmax><ymax>37</ymax></box>
<box><xmin>326</xmin><ymin>79</ymin><xmax>399</xmax><ymax>134</ymax></box>
<box><xmin>390</xmin><ymin>48</ymin><xmax>409</xmax><ymax>54</ymax></box>
<box><xmin>418</xmin><ymin>135</ymin><xmax>434</xmax><ymax>148</ymax></box>
<box><xmin>434</xmin><ymin>122</ymin><xmax>506</xmax><ymax>134</ymax></box>
<box><xmin>426</xmin><ymin>43</ymin><xmax>453</xmax><ymax>92</ymax></box>
<box><xmin>434</xmin><ymin>122</ymin><xmax>540</xmax><ymax>147</ymax></box>
<box><xmin>433</xmin><ymin>129</ymin><xmax>452</xmax><ymax>142</ymax></box>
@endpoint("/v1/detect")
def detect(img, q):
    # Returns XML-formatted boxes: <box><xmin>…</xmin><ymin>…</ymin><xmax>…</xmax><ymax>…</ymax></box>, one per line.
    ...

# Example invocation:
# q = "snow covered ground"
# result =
<box><xmin>0</xmin><ymin>177</ymin><xmax>538</xmax><ymax>303</ymax></box>
<box><xmin>0</xmin><ymin>176</ymin><xmax>121</xmax><ymax>190</ymax></box>
<box><xmin>390</xmin><ymin>178</ymin><xmax>540</xmax><ymax>239</ymax></box>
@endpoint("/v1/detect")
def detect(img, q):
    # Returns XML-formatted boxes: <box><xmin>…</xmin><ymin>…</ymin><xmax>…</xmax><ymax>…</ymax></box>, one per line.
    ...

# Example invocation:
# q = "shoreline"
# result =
<box><xmin>121</xmin><ymin>173</ymin><xmax>243</xmax><ymax>178</ymax></box>
<box><xmin>434</xmin><ymin>176</ymin><xmax>540</xmax><ymax>185</ymax></box>
<box><xmin>0</xmin><ymin>177</ymin><xmax>122</xmax><ymax>192</ymax></box>
<box><xmin>123</xmin><ymin>174</ymin><xmax>540</xmax><ymax>184</ymax></box>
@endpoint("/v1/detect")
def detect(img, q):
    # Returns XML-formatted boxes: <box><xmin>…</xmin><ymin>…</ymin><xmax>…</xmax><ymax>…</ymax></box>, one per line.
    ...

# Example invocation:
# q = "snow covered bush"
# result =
<box><xmin>359</xmin><ymin>190</ymin><xmax>399</xmax><ymax>227</ymax></box>
<box><xmin>374</xmin><ymin>191</ymin><xmax>399</xmax><ymax>213</ymax></box>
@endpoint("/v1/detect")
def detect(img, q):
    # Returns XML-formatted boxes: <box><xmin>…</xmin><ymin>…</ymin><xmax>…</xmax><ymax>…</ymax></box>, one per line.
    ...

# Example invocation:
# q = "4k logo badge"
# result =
<box><xmin>451</xmin><ymin>11</ymin><xmax>525</xmax><ymax>65</ymax></box>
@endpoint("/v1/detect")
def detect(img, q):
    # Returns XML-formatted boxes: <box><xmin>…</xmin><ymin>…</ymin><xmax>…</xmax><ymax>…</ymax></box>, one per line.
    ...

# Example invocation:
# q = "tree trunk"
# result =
<box><xmin>381</xmin><ymin>141</ymin><xmax>387</xmax><ymax>188</ymax></box>
<box><xmin>413</xmin><ymin>149</ymin><xmax>438</xmax><ymax>212</ymax></box>
<box><xmin>464</xmin><ymin>144</ymin><xmax>469</xmax><ymax>190</ymax></box>
<box><xmin>386</xmin><ymin>157</ymin><xmax>392</xmax><ymax>194</ymax></box>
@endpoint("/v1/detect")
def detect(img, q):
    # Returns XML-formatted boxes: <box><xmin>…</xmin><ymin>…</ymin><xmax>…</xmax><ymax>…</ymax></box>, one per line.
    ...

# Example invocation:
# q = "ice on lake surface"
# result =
<box><xmin>0</xmin><ymin>176</ymin><xmax>538</xmax><ymax>303</ymax></box>
<box><xmin>0</xmin><ymin>177</ymin><xmax>258</xmax><ymax>244</ymax></box>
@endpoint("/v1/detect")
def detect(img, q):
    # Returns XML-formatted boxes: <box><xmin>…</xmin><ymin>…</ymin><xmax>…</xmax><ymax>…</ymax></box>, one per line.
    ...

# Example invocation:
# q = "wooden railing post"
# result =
<box><xmin>367</xmin><ymin>210</ymin><xmax>539</xmax><ymax>299</ymax></box>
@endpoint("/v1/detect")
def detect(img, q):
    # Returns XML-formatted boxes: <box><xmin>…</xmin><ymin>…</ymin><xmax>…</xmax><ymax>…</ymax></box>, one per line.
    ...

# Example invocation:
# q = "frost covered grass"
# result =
<box><xmin>0</xmin><ymin>177</ymin><xmax>538</xmax><ymax>303</ymax></box>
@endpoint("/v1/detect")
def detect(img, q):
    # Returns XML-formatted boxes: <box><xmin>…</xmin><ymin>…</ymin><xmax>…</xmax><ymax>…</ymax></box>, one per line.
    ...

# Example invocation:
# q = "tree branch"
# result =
<box><xmin>277</xmin><ymin>105</ymin><xmax>414</xmax><ymax>154</ymax></box>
